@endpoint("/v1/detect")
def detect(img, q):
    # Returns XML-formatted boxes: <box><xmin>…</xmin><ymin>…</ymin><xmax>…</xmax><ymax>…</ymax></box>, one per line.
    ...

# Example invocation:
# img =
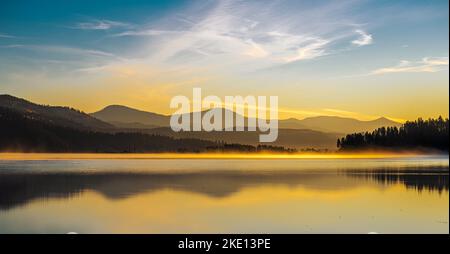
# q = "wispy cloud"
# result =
<box><xmin>243</xmin><ymin>39</ymin><xmax>269</xmax><ymax>58</ymax></box>
<box><xmin>283</xmin><ymin>38</ymin><xmax>329</xmax><ymax>62</ymax></box>
<box><xmin>73</xmin><ymin>19</ymin><xmax>130</xmax><ymax>30</ymax></box>
<box><xmin>2</xmin><ymin>1</ymin><xmax>379</xmax><ymax>79</ymax></box>
<box><xmin>107</xmin><ymin>0</ymin><xmax>373</xmax><ymax>71</ymax></box>
<box><xmin>0</xmin><ymin>44</ymin><xmax>127</xmax><ymax>72</ymax></box>
<box><xmin>351</xmin><ymin>29</ymin><xmax>373</xmax><ymax>46</ymax></box>
<box><xmin>0</xmin><ymin>44</ymin><xmax>24</xmax><ymax>48</ymax></box>
<box><xmin>371</xmin><ymin>57</ymin><xmax>449</xmax><ymax>75</ymax></box>
<box><xmin>112</xmin><ymin>29</ymin><xmax>180</xmax><ymax>37</ymax></box>
<box><xmin>3</xmin><ymin>44</ymin><xmax>120</xmax><ymax>58</ymax></box>
<box><xmin>0</xmin><ymin>33</ymin><xmax>15</xmax><ymax>38</ymax></box>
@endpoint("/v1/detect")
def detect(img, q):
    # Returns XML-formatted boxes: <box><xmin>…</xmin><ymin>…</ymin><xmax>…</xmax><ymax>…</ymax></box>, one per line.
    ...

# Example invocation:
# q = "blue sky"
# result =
<box><xmin>0</xmin><ymin>0</ymin><xmax>448</xmax><ymax>121</ymax></box>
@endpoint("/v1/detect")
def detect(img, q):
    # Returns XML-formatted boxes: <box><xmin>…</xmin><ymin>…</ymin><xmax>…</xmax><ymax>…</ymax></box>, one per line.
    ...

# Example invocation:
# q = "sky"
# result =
<box><xmin>0</xmin><ymin>0</ymin><xmax>448</xmax><ymax>121</ymax></box>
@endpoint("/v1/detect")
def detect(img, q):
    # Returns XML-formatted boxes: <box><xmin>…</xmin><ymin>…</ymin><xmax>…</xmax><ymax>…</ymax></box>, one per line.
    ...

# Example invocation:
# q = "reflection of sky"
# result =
<box><xmin>0</xmin><ymin>0</ymin><xmax>448</xmax><ymax>120</ymax></box>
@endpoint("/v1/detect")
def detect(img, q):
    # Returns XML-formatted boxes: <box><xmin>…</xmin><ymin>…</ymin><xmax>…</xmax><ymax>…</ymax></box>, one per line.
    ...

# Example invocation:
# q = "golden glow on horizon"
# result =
<box><xmin>0</xmin><ymin>152</ymin><xmax>435</xmax><ymax>160</ymax></box>
<box><xmin>3</xmin><ymin>63</ymin><xmax>447</xmax><ymax>122</ymax></box>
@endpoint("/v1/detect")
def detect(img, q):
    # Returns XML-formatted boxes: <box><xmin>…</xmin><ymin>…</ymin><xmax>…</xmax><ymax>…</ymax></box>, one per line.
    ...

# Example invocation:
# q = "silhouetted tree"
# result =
<box><xmin>338</xmin><ymin>117</ymin><xmax>449</xmax><ymax>151</ymax></box>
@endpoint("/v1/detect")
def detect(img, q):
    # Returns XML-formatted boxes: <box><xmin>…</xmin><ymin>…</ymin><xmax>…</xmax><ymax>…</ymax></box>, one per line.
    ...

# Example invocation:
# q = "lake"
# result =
<box><xmin>0</xmin><ymin>155</ymin><xmax>448</xmax><ymax>233</ymax></box>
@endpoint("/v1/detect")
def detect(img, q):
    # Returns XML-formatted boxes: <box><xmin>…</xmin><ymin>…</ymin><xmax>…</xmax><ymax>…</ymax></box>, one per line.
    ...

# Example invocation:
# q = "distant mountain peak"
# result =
<box><xmin>97</xmin><ymin>104</ymin><xmax>169</xmax><ymax>115</ymax></box>
<box><xmin>103</xmin><ymin>104</ymin><xmax>128</xmax><ymax>109</ymax></box>
<box><xmin>91</xmin><ymin>104</ymin><xmax>169</xmax><ymax>127</ymax></box>
<box><xmin>374</xmin><ymin>116</ymin><xmax>391</xmax><ymax>122</ymax></box>
<box><xmin>100</xmin><ymin>104</ymin><xmax>145</xmax><ymax>112</ymax></box>
<box><xmin>372</xmin><ymin>116</ymin><xmax>401</xmax><ymax>125</ymax></box>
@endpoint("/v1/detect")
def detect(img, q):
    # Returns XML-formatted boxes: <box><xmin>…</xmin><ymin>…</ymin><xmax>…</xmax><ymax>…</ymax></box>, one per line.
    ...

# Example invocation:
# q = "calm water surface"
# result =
<box><xmin>0</xmin><ymin>156</ymin><xmax>448</xmax><ymax>233</ymax></box>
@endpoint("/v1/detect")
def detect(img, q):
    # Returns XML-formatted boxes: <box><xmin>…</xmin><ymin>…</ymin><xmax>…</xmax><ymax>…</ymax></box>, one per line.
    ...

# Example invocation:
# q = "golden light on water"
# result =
<box><xmin>1</xmin><ymin>184</ymin><xmax>447</xmax><ymax>233</ymax></box>
<box><xmin>0</xmin><ymin>152</ymin><xmax>433</xmax><ymax>160</ymax></box>
<box><xmin>0</xmin><ymin>154</ymin><xmax>447</xmax><ymax>233</ymax></box>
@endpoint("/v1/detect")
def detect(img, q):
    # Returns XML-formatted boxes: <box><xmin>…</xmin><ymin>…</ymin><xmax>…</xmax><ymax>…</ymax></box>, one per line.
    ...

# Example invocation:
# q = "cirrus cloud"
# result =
<box><xmin>73</xmin><ymin>19</ymin><xmax>130</xmax><ymax>30</ymax></box>
<box><xmin>352</xmin><ymin>29</ymin><xmax>373</xmax><ymax>46</ymax></box>
<box><xmin>0</xmin><ymin>33</ymin><xmax>15</xmax><ymax>38</ymax></box>
<box><xmin>371</xmin><ymin>57</ymin><xmax>449</xmax><ymax>75</ymax></box>
<box><xmin>103</xmin><ymin>0</ymin><xmax>377</xmax><ymax>75</ymax></box>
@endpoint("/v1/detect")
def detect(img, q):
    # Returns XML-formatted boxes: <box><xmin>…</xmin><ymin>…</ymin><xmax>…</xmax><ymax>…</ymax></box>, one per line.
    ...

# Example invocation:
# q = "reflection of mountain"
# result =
<box><xmin>0</xmin><ymin>172</ymin><xmax>357</xmax><ymax>210</ymax></box>
<box><xmin>1</xmin><ymin>168</ymin><xmax>447</xmax><ymax>210</ymax></box>
<box><xmin>346</xmin><ymin>168</ymin><xmax>449</xmax><ymax>193</ymax></box>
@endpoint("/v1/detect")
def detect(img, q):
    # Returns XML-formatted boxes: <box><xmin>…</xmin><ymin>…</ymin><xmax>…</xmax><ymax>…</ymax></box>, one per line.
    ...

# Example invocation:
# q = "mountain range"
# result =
<box><xmin>0</xmin><ymin>94</ymin><xmax>402</xmax><ymax>150</ymax></box>
<box><xmin>91</xmin><ymin>104</ymin><xmax>401</xmax><ymax>134</ymax></box>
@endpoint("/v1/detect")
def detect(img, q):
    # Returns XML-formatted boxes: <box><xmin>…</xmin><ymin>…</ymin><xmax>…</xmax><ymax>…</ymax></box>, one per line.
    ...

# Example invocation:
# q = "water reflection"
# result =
<box><xmin>0</xmin><ymin>157</ymin><xmax>448</xmax><ymax>233</ymax></box>
<box><xmin>346</xmin><ymin>168</ymin><xmax>448</xmax><ymax>194</ymax></box>
<box><xmin>0</xmin><ymin>164</ymin><xmax>448</xmax><ymax>210</ymax></box>
<box><xmin>0</xmin><ymin>172</ymin><xmax>359</xmax><ymax>210</ymax></box>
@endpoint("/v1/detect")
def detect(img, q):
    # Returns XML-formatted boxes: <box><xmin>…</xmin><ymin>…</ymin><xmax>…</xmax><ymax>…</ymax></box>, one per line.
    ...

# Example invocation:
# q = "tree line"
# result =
<box><xmin>337</xmin><ymin>116</ymin><xmax>449</xmax><ymax>151</ymax></box>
